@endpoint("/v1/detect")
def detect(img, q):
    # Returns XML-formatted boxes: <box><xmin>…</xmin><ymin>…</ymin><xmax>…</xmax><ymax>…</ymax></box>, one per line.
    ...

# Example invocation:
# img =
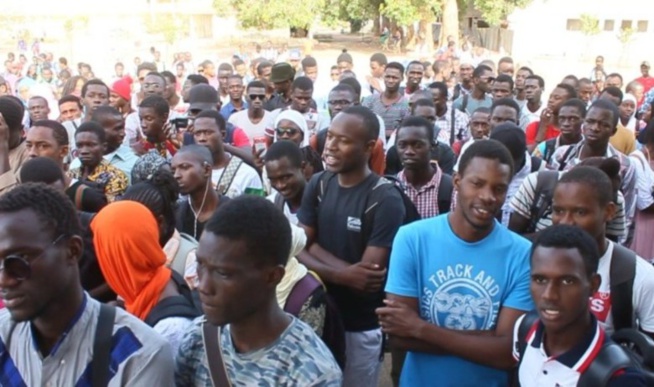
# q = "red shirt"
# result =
<box><xmin>636</xmin><ymin>76</ymin><xmax>654</xmax><ymax>94</ymax></box>
<box><xmin>525</xmin><ymin>121</ymin><xmax>559</xmax><ymax>145</ymax></box>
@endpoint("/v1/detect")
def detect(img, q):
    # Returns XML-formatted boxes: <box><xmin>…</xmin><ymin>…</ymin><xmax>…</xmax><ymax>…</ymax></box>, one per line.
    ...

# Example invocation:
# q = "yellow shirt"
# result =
<box><xmin>610</xmin><ymin>124</ymin><xmax>636</xmax><ymax>155</ymax></box>
<box><xmin>68</xmin><ymin>159</ymin><xmax>128</xmax><ymax>202</ymax></box>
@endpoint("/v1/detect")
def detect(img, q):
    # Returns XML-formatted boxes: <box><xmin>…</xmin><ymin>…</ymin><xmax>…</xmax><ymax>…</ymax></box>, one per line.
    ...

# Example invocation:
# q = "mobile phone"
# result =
<box><xmin>170</xmin><ymin>117</ymin><xmax>189</xmax><ymax>131</ymax></box>
<box><xmin>254</xmin><ymin>136</ymin><xmax>268</xmax><ymax>156</ymax></box>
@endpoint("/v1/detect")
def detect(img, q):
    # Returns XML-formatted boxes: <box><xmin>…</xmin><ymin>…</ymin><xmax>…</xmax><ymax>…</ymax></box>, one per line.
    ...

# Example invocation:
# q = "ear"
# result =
<box><xmin>589</xmin><ymin>273</ymin><xmax>602</xmax><ymax>295</ymax></box>
<box><xmin>453</xmin><ymin>171</ymin><xmax>462</xmax><ymax>193</ymax></box>
<box><xmin>203</xmin><ymin>162</ymin><xmax>212</xmax><ymax>177</ymax></box>
<box><xmin>101</xmin><ymin>141</ymin><xmax>107</xmax><ymax>153</ymax></box>
<box><xmin>66</xmin><ymin>235</ymin><xmax>84</xmax><ymax>265</ymax></box>
<box><xmin>60</xmin><ymin>145</ymin><xmax>70</xmax><ymax>160</ymax></box>
<box><xmin>267</xmin><ymin>265</ymin><xmax>286</xmax><ymax>287</ymax></box>
<box><xmin>603</xmin><ymin>201</ymin><xmax>617</xmax><ymax>224</ymax></box>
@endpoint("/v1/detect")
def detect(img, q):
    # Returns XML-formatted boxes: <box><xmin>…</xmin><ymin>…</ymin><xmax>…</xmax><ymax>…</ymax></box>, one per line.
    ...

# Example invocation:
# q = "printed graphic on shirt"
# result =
<box><xmin>421</xmin><ymin>264</ymin><xmax>500</xmax><ymax>330</ymax></box>
<box><xmin>590</xmin><ymin>291</ymin><xmax>612</xmax><ymax>322</ymax></box>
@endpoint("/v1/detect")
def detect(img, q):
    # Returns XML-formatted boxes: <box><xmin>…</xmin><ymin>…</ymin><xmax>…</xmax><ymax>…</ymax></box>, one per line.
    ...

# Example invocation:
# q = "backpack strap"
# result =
<box><xmin>516</xmin><ymin>311</ymin><xmax>539</xmax><ymax>363</ymax></box>
<box><xmin>449</xmin><ymin>106</ymin><xmax>456</xmax><ymax>145</ymax></box>
<box><xmin>284</xmin><ymin>273</ymin><xmax>323</xmax><ymax>316</ymax></box>
<box><xmin>542</xmin><ymin>138</ymin><xmax>556</xmax><ymax>164</ymax></box>
<box><xmin>91</xmin><ymin>304</ymin><xmax>116</xmax><ymax>387</ymax></box>
<box><xmin>577</xmin><ymin>342</ymin><xmax>634</xmax><ymax>387</ymax></box>
<box><xmin>610</xmin><ymin>244</ymin><xmax>637</xmax><ymax>331</ymax></box>
<box><xmin>274</xmin><ymin>192</ymin><xmax>285</xmax><ymax>211</ymax></box>
<box><xmin>144</xmin><ymin>295</ymin><xmax>201</xmax><ymax>327</ymax></box>
<box><xmin>558</xmin><ymin>145</ymin><xmax>576</xmax><ymax>171</ymax></box>
<box><xmin>216</xmin><ymin>156</ymin><xmax>243</xmax><ymax>195</ymax></box>
<box><xmin>437</xmin><ymin>173</ymin><xmax>453</xmax><ymax>214</ymax></box>
<box><xmin>526</xmin><ymin>170</ymin><xmax>559</xmax><ymax>234</ymax></box>
<box><xmin>530</xmin><ymin>156</ymin><xmax>542</xmax><ymax>173</ymax></box>
<box><xmin>461</xmin><ymin>94</ymin><xmax>469</xmax><ymax>114</ymax></box>
<box><xmin>170</xmin><ymin>233</ymin><xmax>198</xmax><ymax>277</ymax></box>
<box><xmin>202</xmin><ymin>321</ymin><xmax>232</xmax><ymax>387</ymax></box>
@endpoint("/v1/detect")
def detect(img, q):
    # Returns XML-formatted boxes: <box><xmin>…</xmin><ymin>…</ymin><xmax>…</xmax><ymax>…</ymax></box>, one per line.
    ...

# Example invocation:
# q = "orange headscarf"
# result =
<box><xmin>91</xmin><ymin>201</ymin><xmax>172</xmax><ymax>321</ymax></box>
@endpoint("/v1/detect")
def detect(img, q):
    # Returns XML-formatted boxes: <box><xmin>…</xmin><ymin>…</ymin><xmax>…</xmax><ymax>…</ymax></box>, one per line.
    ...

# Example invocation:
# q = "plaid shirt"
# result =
<box><xmin>435</xmin><ymin>104</ymin><xmax>470</xmax><ymax>145</ymax></box>
<box><xmin>397</xmin><ymin>166</ymin><xmax>443</xmax><ymax>219</ymax></box>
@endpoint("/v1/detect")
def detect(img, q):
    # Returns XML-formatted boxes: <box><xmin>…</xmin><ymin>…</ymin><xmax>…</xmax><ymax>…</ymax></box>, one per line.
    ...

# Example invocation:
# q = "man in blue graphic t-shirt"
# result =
<box><xmin>378</xmin><ymin>139</ymin><xmax>533</xmax><ymax>387</ymax></box>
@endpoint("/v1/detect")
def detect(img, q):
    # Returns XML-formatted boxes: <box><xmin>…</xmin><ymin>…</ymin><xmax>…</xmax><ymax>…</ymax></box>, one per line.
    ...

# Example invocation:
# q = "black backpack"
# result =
<box><xmin>525</xmin><ymin>170</ymin><xmax>559</xmax><ymax>234</ymax></box>
<box><xmin>144</xmin><ymin>271</ymin><xmax>202</xmax><ymax>327</ymax></box>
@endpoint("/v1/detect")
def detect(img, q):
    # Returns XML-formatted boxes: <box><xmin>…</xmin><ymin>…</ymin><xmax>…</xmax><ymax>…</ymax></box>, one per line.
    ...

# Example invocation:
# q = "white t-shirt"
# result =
<box><xmin>228</xmin><ymin>109</ymin><xmax>274</xmax><ymax>141</ymax></box>
<box><xmin>210</xmin><ymin>157</ymin><xmax>263</xmax><ymax>198</ymax></box>
<box><xmin>266</xmin><ymin>191</ymin><xmax>299</xmax><ymax>225</ymax></box>
<box><xmin>629</xmin><ymin>150</ymin><xmax>654</xmax><ymax>210</ymax></box>
<box><xmin>591</xmin><ymin>240</ymin><xmax>654</xmax><ymax>334</ymax></box>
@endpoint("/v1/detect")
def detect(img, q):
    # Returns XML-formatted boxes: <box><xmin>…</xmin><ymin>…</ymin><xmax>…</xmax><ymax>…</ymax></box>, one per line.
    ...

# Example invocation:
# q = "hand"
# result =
<box><xmin>540</xmin><ymin>108</ymin><xmax>554</xmax><ymax>126</ymax></box>
<box><xmin>252</xmin><ymin>144</ymin><xmax>265</xmax><ymax>170</ymax></box>
<box><xmin>376</xmin><ymin>298</ymin><xmax>424</xmax><ymax>338</ymax></box>
<box><xmin>339</xmin><ymin>261</ymin><xmax>387</xmax><ymax>293</ymax></box>
<box><xmin>130</xmin><ymin>131</ymin><xmax>147</xmax><ymax>156</ymax></box>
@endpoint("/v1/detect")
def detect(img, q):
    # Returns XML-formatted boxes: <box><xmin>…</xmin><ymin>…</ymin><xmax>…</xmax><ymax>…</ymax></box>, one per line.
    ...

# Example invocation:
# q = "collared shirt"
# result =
<box><xmin>434</xmin><ymin>104</ymin><xmax>470</xmax><ymax>145</ymax></box>
<box><xmin>0</xmin><ymin>294</ymin><xmax>175</xmax><ymax>386</ymax></box>
<box><xmin>362</xmin><ymin>93</ymin><xmax>410</xmax><ymax>133</ymax></box>
<box><xmin>69</xmin><ymin>145</ymin><xmax>139</xmax><ymax>184</ymax></box>
<box><xmin>220</xmin><ymin>100</ymin><xmax>248</xmax><ymax>120</ymax></box>
<box><xmin>68</xmin><ymin>159</ymin><xmax>129</xmax><ymax>202</ymax></box>
<box><xmin>0</xmin><ymin>141</ymin><xmax>28</xmax><ymax>195</ymax></box>
<box><xmin>397</xmin><ymin>166</ymin><xmax>443</xmax><ymax>219</ymax></box>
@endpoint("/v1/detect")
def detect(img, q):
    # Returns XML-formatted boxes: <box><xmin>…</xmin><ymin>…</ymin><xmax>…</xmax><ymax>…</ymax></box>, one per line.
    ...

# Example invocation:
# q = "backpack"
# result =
<box><xmin>169</xmin><ymin>232</ymin><xmax>199</xmax><ymax>277</ymax></box>
<box><xmin>525</xmin><ymin>170</ymin><xmax>559</xmax><ymax>234</ymax></box>
<box><xmin>316</xmin><ymin>171</ymin><xmax>421</xmax><ymax>257</ymax></box>
<box><xmin>516</xmin><ymin>311</ymin><xmax>654</xmax><ymax>386</ymax></box>
<box><xmin>216</xmin><ymin>156</ymin><xmax>243</xmax><ymax>196</ymax></box>
<box><xmin>144</xmin><ymin>271</ymin><xmax>202</xmax><ymax>327</ymax></box>
<box><xmin>437</xmin><ymin>173</ymin><xmax>454</xmax><ymax>214</ymax></box>
<box><xmin>284</xmin><ymin>272</ymin><xmax>347</xmax><ymax>370</ymax></box>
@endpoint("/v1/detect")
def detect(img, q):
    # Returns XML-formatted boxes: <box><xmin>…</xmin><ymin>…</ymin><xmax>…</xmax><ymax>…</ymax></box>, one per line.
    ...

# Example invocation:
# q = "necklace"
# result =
<box><xmin>188</xmin><ymin>181</ymin><xmax>210</xmax><ymax>239</ymax></box>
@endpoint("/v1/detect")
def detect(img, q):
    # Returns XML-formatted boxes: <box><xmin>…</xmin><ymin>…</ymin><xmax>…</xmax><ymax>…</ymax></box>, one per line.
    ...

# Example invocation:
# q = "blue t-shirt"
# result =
<box><xmin>386</xmin><ymin>214</ymin><xmax>533</xmax><ymax>387</ymax></box>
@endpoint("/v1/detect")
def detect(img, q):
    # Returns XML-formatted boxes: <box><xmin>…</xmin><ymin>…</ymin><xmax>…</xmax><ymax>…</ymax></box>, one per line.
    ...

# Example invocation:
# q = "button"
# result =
<box><xmin>60</xmin><ymin>359</ymin><xmax>66</xmax><ymax>365</ymax></box>
<box><xmin>543</xmin><ymin>370</ymin><xmax>548</xmax><ymax>375</ymax></box>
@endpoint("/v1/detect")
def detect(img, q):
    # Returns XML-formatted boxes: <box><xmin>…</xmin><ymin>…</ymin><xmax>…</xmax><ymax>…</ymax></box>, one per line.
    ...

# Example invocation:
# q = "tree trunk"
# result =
<box><xmin>441</xmin><ymin>0</ymin><xmax>460</xmax><ymax>46</ymax></box>
<box><xmin>373</xmin><ymin>12</ymin><xmax>381</xmax><ymax>35</ymax></box>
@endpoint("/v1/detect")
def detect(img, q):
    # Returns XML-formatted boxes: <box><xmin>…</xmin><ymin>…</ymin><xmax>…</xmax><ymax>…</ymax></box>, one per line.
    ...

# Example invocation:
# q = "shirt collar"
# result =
<box><xmin>30</xmin><ymin>294</ymin><xmax>88</xmax><ymax>357</ymax></box>
<box><xmin>104</xmin><ymin>144</ymin><xmax>132</xmax><ymax>162</ymax></box>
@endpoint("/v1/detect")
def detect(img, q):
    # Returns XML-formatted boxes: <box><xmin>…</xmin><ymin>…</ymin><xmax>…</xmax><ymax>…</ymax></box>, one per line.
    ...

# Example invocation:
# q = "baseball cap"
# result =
<box><xmin>188</xmin><ymin>84</ymin><xmax>219</xmax><ymax>111</ymax></box>
<box><xmin>270</xmin><ymin>63</ymin><xmax>295</xmax><ymax>83</ymax></box>
<box><xmin>642</xmin><ymin>61</ymin><xmax>651</xmax><ymax>68</ymax></box>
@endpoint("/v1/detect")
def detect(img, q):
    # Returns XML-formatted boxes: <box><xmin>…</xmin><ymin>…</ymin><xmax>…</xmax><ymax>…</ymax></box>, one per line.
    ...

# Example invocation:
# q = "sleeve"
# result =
<box><xmin>385</xmin><ymin>225</ymin><xmax>419</xmax><ymax>297</ymax></box>
<box><xmin>174</xmin><ymin>323</ymin><xmax>204</xmax><ymax>387</ymax></box>
<box><xmin>105</xmin><ymin>170</ymin><xmax>129</xmax><ymax>201</ymax></box>
<box><xmin>227</xmin><ymin>113</ymin><xmax>237</xmax><ymax>126</ymax></box>
<box><xmin>123</xmin><ymin>339</ymin><xmax>175</xmax><ymax>387</ymax></box>
<box><xmin>502</xmin><ymin>243</ymin><xmax>535</xmax><ymax>312</ymax></box>
<box><xmin>509</xmin><ymin>172</ymin><xmax>539</xmax><ymax>219</ymax></box>
<box><xmin>377</xmin><ymin>116</ymin><xmax>387</xmax><ymax>149</ymax></box>
<box><xmin>367</xmin><ymin>187</ymin><xmax>406</xmax><ymax>248</ymax></box>
<box><xmin>456</xmin><ymin>111</ymin><xmax>470</xmax><ymax>140</ymax></box>
<box><xmin>525</xmin><ymin>122</ymin><xmax>538</xmax><ymax>145</ymax></box>
<box><xmin>369</xmin><ymin>139</ymin><xmax>386</xmax><ymax>176</ymax></box>
<box><xmin>630</xmin><ymin>153</ymin><xmax>654</xmax><ymax>210</ymax></box>
<box><xmin>231</xmin><ymin>127</ymin><xmax>251</xmax><ymax>147</ymax></box>
<box><xmin>297</xmin><ymin>174</ymin><xmax>321</xmax><ymax>228</ymax></box>
<box><xmin>532</xmin><ymin>142</ymin><xmax>546</xmax><ymax>159</ymax></box>
<box><xmin>632</xmin><ymin>258</ymin><xmax>654</xmax><ymax>333</ymax></box>
<box><xmin>512</xmin><ymin>313</ymin><xmax>527</xmax><ymax>362</ymax></box>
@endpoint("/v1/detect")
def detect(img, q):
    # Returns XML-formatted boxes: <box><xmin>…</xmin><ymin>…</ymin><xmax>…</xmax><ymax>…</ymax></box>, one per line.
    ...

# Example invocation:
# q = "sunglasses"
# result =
<box><xmin>276</xmin><ymin>127</ymin><xmax>300</xmax><ymax>136</ymax></box>
<box><xmin>1</xmin><ymin>234</ymin><xmax>66</xmax><ymax>280</ymax></box>
<box><xmin>249</xmin><ymin>94</ymin><xmax>266</xmax><ymax>101</ymax></box>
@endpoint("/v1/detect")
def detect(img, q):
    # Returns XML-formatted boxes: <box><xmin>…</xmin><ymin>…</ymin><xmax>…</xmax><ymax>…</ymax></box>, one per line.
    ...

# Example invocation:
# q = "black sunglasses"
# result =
<box><xmin>249</xmin><ymin>94</ymin><xmax>266</xmax><ymax>101</ymax></box>
<box><xmin>276</xmin><ymin>127</ymin><xmax>300</xmax><ymax>136</ymax></box>
<box><xmin>1</xmin><ymin>234</ymin><xmax>66</xmax><ymax>280</ymax></box>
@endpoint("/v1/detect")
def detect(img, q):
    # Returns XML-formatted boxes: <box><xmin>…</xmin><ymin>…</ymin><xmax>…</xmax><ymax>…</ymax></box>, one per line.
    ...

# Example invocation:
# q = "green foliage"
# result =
<box><xmin>471</xmin><ymin>0</ymin><xmax>532</xmax><ymax>25</ymax></box>
<box><xmin>144</xmin><ymin>15</ymin><xmax>189</xmax><ymax>46</ymax></box>
<box><xmin>617</xmin><ymin>27</ymin><xmax>634</xmax><ymax>44</ymax></box>
<box><xmin>213</xmin><ymin>0</ymin><xmax>324</xmax><ymax>29</ymax></box>
<box><xmin>580</xmin><ymin>13</ymin><xmax>600</xmax><ymax>36</ymax></box>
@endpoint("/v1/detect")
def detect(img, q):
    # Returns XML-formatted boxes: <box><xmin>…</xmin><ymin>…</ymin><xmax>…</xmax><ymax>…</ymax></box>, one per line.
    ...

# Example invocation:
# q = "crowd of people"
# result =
<box><xmin>1</xmin><ymin>39</ymin><xmax>654</xmax><ymax>386</ymax></box>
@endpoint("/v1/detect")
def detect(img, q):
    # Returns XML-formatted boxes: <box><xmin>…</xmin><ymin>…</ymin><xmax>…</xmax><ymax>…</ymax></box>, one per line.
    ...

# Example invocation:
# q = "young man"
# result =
<box><xmin>403</xmin><ymin>61</ymin><xmax>425</xmax><ymax>97</ymax></box>
<box><xmin>513</xmin><ymin>66</ymin><xmax>533</xmax><ymax>106</ymax></box>
<box><xmin>27</xmin><ymin>96</ymin><xmax>50</xmax><ymax>125</ymax></box>
<box><xmin>126</xmin><ymin>72</ymin><xmax>178</xmax><ymax>146</ymax></box>
<box><xmin>219</xmin><ymin>74</ymin><xmax>247</xmax><ymax>120</ymax></box>
<box><xmin>138</xmin><ymin>95</ymin><xmax>177</xmax><ymax>159</ymax></box>
<box><xmin>270</xmin><ymin>76</ymin><xmax>328</xmax><ymax>137</ymax></box>
<box><xmin>0</xmin><ymin>96</ymin><xmax>28</xmax><ymax>195</ymax></box>
<box><xmin>452</xmin><ymin>64</ymin><xmax>494</xmax><ymax>116</ymax></box>
<box><xmin>175</xmin><ymin>195</ymin><xmax>342</xmax><ymax>385</ymax></box>
<box><xmin>551</xmin><ymin>166</ymin><xmax>654</xmax><ymax>337</ymax></box>
<box><xmin>365</xmin><ymin>52</ymin><xmax>387</xmax><ymax>95</ymax></box>
<box><xmin>172</xmin><ymin>144</ymin><xmax>222</xmax><ymax>240</ymax></box>
<box><xmin>0</xmin><ymin>183</ymin><xmax>175</xmax><ymax>385</ymax></box>
<box><xmin>80</xmin><ymin>79</ymin><xmax>110</xmax><ymax>118</ymax></box>
<box><xmin>362</xmin><ymin>62</ymin><xmax>410</xmax><ymax>139</ymax></box>
<box><xmin>264</xmin><ymin>140</ymin><xmax>307</xmax><ymax>225</ymax></box>
<box><xmin>264</xmin><ymin>62</ymin><xmax>295</xmax><ymax>111</ymax></box>
<box><xmin>395</xmin><ymin>116</ymin><xmax>453</xmax><ymax>218</ymax></box>
<box><xmin>228</xmin><ymin>80</ymin><xmax>275</xmax><ymax>141</ymax></box>
<box><xmin>58</xmin><ymin>95</ymin><xmax>83</xmax><ymax>123</ymax></box>
<box><xmin>298</xmin><ymin>106</ymin><xmax>406</xmax><ymax>386</ymax></box>
<box><xmin>217</xmin><ymin>63</ymin><xmax>234</xmax><ymax>104</ymax></box>
<box><xmin>379</xmin><ymin>140</ymin><xmax>532</xmax><ymax>387</ymax></box>
<box><xmin>69</xmin><ymin>122</ymin><xmax>129</xmax><ymax>202</ymax></box>
<box><xmin>519</xmin><ymin>75</ymin><xmax>545</xmax><ymax>130</ymax></box>
<box><xmin>532</xmin><ymin>98</ymin><xmax>586</xmax><ymax>164</ymax></box>
<box><xmin>25</xmin><ymin>120</ymin><xmax>108</xmax><ymax>212</ymax></box>
<box><xmin>490</xmin><ymin>74</ymin><xmax>514</xmax><ymax>101</ymax></box>
<box><xmin>428</xmin><ymin>81</ymin><xmax>470</xmax><ymax>146</ymax></box>
<box><xmin>452</xmin><ymin>61</ymin><xmax>474</xmax><ymax>101</ymax></box>
<box><xmin>109</xmin><ymin>77</ymin><xmax>132</xmax><ymax>118</ymax></box>
<box><xmin>525</xmin><ymin>83</ymin><xmax>577</xmax><ymax>150</ymax></box>
<box><xmin>578</xmin><ymin>78</ymin><xmax>595</xmax><ymax>106</ymax></box>
<box><xmin>599</xmin><ymin>87</ymin><xmax>637</xmax><ymax>155</ymax></box>
<box><xmin>193</xmin><ymin>110</ymin><xmax>263</xmax><ymax>197</ymax></box>
<box><xmin>513</xmin><ymin>224</ymin><xmax>646</xmax><ymax>386</ymax></box>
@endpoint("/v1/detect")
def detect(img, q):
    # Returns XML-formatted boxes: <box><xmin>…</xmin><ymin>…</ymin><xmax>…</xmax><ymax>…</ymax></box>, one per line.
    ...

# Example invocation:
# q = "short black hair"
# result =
<box><xmin>246</xmin><ymin>80</ymin><xmax>266</xmax><ymax>92</ymax></box>
<box><xmin>301</xmin><ymin>56</ymin><xmax>317</xmax><ymax>69</ymax></box>
<box><xmin>139</xmin><ymin>95</ymin><xmax>170</xmax><ymax>118</ymax></box>
<box><xmin>81</xmin><ymin>79</ymin><xmax>109</xmax><ymax>98</ymax></box>
<box><xmin>218</xmin><ymin>63</ymin><xmax>234</xmax><ymax>73</ymax></box>
<box><xmin>0</xmin><ymin>96</ymin><xmax>25</xmax><ymax>133</ymax></box>
<box><xmin>204</xmin><ymin>195</ymin><xmax>292</xmax><ymax>267</ymax></box>
<box><xmin>177</xmin><ymin>144</ymin><xmax>214</xmax><ymax>165</ymax></box>
<box><xmin>606</xmin><ymin>72</ymin><xmax>623</xmax><ymax>83</ymax></box>
<box><xmin>75</xmin><ymin>121</ymin><xmax>106</xmax><ymax>143</ymax></box>
<box><xmin>406</xmin><ymin>60</ymin><xmax>424</xmax><ymax>73</ymax></box>
<box><xmin>579</xmin><ymin>77</ymin><xmax>592</xmax><ymax>86</ymax></box>
<box><xmin>525</xmin><ymin>75</ymin><xmax>545</xmax><ymax>89</ymax></box>
<box><xmin>195</xmin><ymin>109</ymin><xmax>226</xmax><ymax>131</ymax></box>
<box><xmin>560</xmin><ymin>98</ymin><xmax>588</xmax><ymax>118</ymax></box>
<box><xmin>498</xmin><ymin>56</ymin><xmax>514</xmax><ymax>65</ymax></box>
<box><xmin>291</xmin><ymin>76</ymin><xmax>314</xmax><ymax>92</ymax></box>
<box><xmin>370</xmin><ymin>53</ymin><xmax>388</xmax><ymax>65</ymax></box>
<box><xmin>264</xmin><ymin>140</ymin><xmax>303</xmax><ymax>168</ymax></box>
<box><xmin>428</xmin><ymin>81</ymin><xmax>448</xmax><ymax>98</ymax></box>
<box><xmin>121</xmin><ymin>168</ymin><xmax>179</xmax><ymax>246</ymax></box>
<box><xmin>145</xmin><ymin>72</ymin><xmax>167</xmax><ymax>86</ymax></box>
<box><xmin>20</xmin><ymin>157</ymin><xmax>65</xmax><ymax>185</ymax></box>
<box><xmin>341</xmin><ymin>105</ymin><xmax>379</xmax><ymax>141</ymax></box>
<box><xmin>589</xmin><ymin>98</ymin><xmax>620</xmax><ymax>129</ymax></box>
<box><xmin>472</xmin><ymin>107</ymin><xmax>492</xmax><ymax>115</ymax></box>
<box><xmin>458</xmin><ymin>139</ymin><xmax>514</xmax><ymax>177</ymax></box>
<box><xmin>58</xmin><ymin>94</ymin><xmax>82</xmax><ymax>109</ymax></box>
<box><xmin>29</xmin><ymin>96</ymin><xmax>49</xmax><ymax>106</ymax></box>
<box><xmin>161</xmin><ymin>70</ymin><xmax>176</xmax><ymax>84</ymax></box>
<box><xmin>257</xmin><ymin>60</ymin><xmax>273</xmax><ymax>75</ymax></box>
<box><xmin>137</xmin><ymin>62</ymin><xmax>158</xmax><ymax>74</ymax></box>
<box><xmin>600</xmin><ymin>86</ymin><xmax>624</xmax><ymax>104</ymax></box>
<box><xmin>330</xmin><ymin>83</ymin><xmax>355</xmax><ymax>96</ymax></box>
<box><xmin>0</xmin><ymin>183</ymin><xmax>81</xmax><ymax>237</ymax></box>
<box><xmin>531</xmin><ymin>224</ymin><xmax>600</xmax><ymax>278</ymax></box>
<box><xmin>339</xmin><ymin>78</ymin><xmax>362</xmax><ymax>100</ymax></box>
<box><xmin>411</xmin><ymin>98</ymin><xmax>436</xmax><ymax>116</ymax></box>
<box><xmin>473</xmin><ymin>64</ymin><xmax>492</xmax><ymax>78</ymax></box>
<box><xmin>491</xmin><ymin>97</ymin><xmax>521</xmax><ymax>118</ymax></box>
<box><xmin>187</xmin><ymin>74</ymin><xmax>209</xmax><ymax>85</ymax></box>
<box><xmin>385</xmin><ymin>62</ymin><xmax>405</xmax><ymax>74</ymax></box>
<box><xmin>517</xmin><ymin>66</ymin><xmax>533</xmax><ymax>75</ymax></box>
<box><xmin>494</xmin><ymin>74</ymin><xmax>514</xmax><ymax>90</ymax></box>
<box><xmin>555</xmin><ymin>83</ymin><xmax>578</xmax><ymax>99</ymax></box>
<box><xmin>557</xmin><ymin>165</ymin><xmax>614</xmax><ymax>207</ymax></box>
<box><xmin>397</xmin><ymin>116</ymin><xmax>434</xmax><ymax>145</ymax></box>
<box><xmin>91</xmin><ymin>106</ymin><xmax>122</xmax><ymax>122</ymax></box>
<box><xmin>31</xmin><ymin>120</ymin><xmax>69</xmax><ymax>146</ymax></box>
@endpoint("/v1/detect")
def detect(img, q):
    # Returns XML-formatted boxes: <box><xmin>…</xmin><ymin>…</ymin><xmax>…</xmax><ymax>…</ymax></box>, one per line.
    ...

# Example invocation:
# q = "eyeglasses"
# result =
<box><xmin>276</xmin><ymin>127</ymin><xmax>300</xmax><ymax>136</ymax></box>
<box><xmin>249</xmin><ymin>94</ymin><xmax>266</xmax><ymax>101</ymax></box>
<box><xmin>0</xmin><ymin>234</ymin><xmax>66</xmax><ymax>280</ymax></box>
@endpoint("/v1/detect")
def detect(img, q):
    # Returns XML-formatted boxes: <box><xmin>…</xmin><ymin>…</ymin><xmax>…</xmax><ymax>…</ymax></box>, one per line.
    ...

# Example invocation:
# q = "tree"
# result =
<box><xmin>213</xmin><ymin>0</ymin><xmax>325</xmax><ymax>30</ymax></box>
<box><xmin>579</xmin><ymin>13</ymin><xmax>600</xmax><ymax>60</ymax></box>
<box><xmin>471</xmin><ymin>0</ymin><xmax>533</xmax><ymax>26</ymax></box>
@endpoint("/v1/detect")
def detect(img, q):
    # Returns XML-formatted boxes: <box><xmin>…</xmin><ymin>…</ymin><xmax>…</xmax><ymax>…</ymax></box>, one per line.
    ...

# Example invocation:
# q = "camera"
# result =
<box><xmin>170</xmin><ymin>117</ymin><xmax>189</xmax><ymax>131</ymax></box>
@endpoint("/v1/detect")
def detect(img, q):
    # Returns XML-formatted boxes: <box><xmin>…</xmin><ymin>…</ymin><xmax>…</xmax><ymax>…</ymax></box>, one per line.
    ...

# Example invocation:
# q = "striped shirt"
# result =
<box><xmin>397</xmin><ymin>168</ymin><xmax>443</xmax><ymax>219</ymax></box>
<box><xmin>362</xmin><ymin>94</ymin><xmax>410</xmax><ymax>133</ymax></box>
<box><xmin>0</xmin><ymin>295</ymin><xmax>174</xmax><ymax>387</ymax></box>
